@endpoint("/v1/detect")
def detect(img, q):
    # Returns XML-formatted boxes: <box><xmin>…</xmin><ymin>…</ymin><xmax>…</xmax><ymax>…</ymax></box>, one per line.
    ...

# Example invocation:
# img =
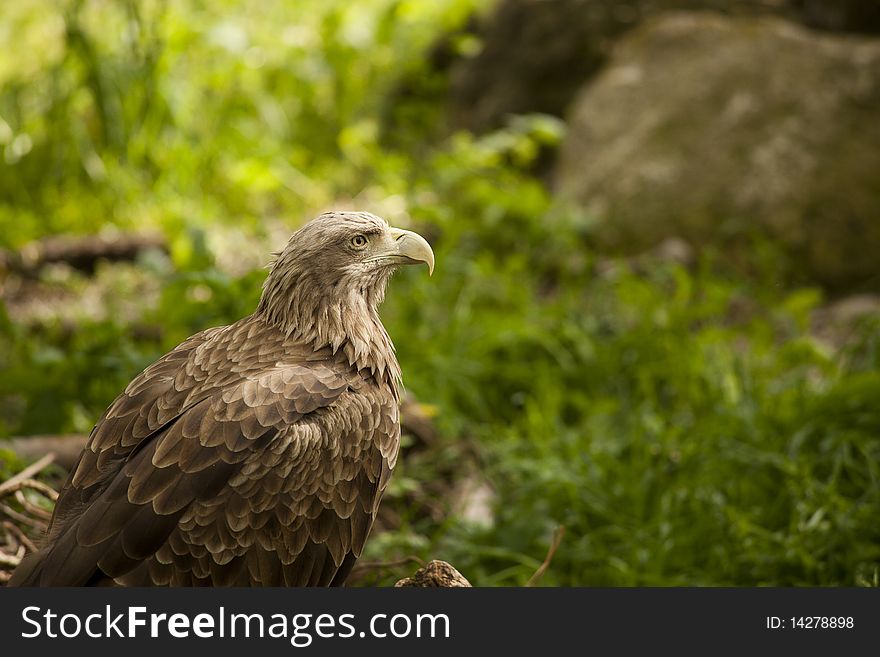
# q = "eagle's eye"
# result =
<box><xmin>350</xmin><ymin>234</ymin><xmax>368</xmax><ymax>249</ymax></box>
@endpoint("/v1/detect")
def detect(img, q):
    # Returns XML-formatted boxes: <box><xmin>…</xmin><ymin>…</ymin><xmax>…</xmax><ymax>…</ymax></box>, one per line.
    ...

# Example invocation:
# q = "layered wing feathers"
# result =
<box><xmin>10</xmin><ymin>315</ymin><xmax>399</xmax><ymax>587</ymax></box>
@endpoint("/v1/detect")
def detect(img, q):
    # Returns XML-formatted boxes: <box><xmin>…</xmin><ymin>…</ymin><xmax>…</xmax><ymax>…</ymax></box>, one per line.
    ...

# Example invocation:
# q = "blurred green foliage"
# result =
<box><xmin>1</xmin><ymin>0</ymin><xmax>878</xmax><ymax>586</ymax></box>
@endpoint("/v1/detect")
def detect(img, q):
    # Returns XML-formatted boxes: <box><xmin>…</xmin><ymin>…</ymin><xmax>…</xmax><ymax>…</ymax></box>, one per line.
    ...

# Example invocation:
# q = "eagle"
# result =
<box><xmin>9</xmin><ymin>211</ymin><xmax>434</xmax><ymax>586</ymax></box>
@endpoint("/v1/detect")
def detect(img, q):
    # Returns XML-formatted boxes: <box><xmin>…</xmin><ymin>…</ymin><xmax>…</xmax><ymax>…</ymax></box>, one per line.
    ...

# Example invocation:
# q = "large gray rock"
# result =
<box><xmin>449</xmin><ymin>0</ymin><xmax>880</xmax><ymax>133</ymax></box>
<box><xmin>555</xmin><ymin>13</ymin><xmax>880</xmax><ymax>290</ymax></box>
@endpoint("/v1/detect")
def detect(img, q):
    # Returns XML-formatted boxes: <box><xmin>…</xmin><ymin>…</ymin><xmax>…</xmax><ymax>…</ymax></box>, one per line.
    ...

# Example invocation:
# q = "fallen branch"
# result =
<box><xmin>0</xmin><ymin>233</ymin><xmax>167</xmax><ymax>276</ymax></box>
<box><xmin>1</xmin><ymin>437</ymin><xmax>84</xmax><ymax>470</ymax></box>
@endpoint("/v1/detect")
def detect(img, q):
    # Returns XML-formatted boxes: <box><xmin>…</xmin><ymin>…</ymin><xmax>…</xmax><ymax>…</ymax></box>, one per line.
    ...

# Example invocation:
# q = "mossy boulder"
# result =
<box><xmin>449</xmin><ymin>0</ymin><xmax>880</xmax><ymax>133</ymax></box>
<box><xmin>555</xmin><ymin>13</ymin><xmax>880</xmax><ymax>290</ymax></box>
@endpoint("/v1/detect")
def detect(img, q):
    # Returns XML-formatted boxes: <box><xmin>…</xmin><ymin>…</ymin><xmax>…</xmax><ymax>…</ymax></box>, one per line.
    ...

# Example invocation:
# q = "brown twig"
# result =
<box><xmin>351</xmin><ymin>555</ymin><xmax>425</xmax><ymax>574</ymax></box>
<box><xmin>348</xmin><ymin>556</ymin><xmax>427</xmax><ymax>585</ymax></box>
<box><xmin>0</xmin><ymin>554</ymin><xmax>21</xmax><ymax>568</ymax></box>
<box><xmin>0</xmin><ymin>455</ymin><xmax>57</xmax><ymax>579</ymax></box>
<box><xmin>525</xmin><ymin>526</ymin><xmax>565</xmax><ymax>587</ymax></box>
<box><xmin>0</xmin><ymin>502</ymin><xmax>48</xmax><ymax>531</ymax></box>
<box><xmin>0</xmin><ymin>453</ymin><xmax>56</xmax><ymax>497</ymax></box>
<box><xmin>3</xmin><ymin>521</ymin><xmax>38</xmax><ymax>553</ymax></box>
<box><xmin>14</xmin><ymin>490</ymin><xmax>53</xmax><ymax>521</ymax></box>
<box><xmin>1</xmin><ymin>478</ymin><xmax>59</xmax><ymax>502</ymax></box>
<box><xmin>0</xmin><ymin>544</ymin><xmax>24</xmax><ymax>567</ymax></box>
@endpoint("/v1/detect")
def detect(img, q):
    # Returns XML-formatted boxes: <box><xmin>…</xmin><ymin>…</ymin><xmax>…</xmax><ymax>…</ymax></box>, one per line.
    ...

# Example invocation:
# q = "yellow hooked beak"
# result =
<box><xmin>385</xmin><ymin>226</ymin><xmax>435</xmax><ymax>275</ymax></box>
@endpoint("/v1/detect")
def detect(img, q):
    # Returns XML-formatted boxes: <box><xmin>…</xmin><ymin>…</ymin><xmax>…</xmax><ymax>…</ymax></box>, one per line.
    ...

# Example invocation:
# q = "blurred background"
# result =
<box><xmin>1</xmin><ymin>0</ymin><xmax>879</xmax><ymax>586</ymax></box>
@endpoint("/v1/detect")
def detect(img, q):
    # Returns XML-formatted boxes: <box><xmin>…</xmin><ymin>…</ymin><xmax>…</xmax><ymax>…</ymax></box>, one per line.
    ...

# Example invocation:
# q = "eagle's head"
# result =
<box><xmin>257</xmin><ymin>211</ymin><xmax>434</xmax><ymax>372</ymax></box>
<box><xmin>286</xmin><ymin>211</ymin><xmax>433</xmax><ymax>279</ymax></box>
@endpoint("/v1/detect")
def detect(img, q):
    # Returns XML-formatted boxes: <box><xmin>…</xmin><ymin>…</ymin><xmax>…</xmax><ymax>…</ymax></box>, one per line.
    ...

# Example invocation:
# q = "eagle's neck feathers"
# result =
<box><xmin>256</xmin><ymin>263</ymin><xmax>402</xmax><ymax>394</ymax></box>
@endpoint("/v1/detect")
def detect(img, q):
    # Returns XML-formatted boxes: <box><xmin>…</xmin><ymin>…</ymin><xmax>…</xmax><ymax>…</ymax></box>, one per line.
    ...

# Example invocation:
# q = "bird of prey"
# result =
<box><xmin>9</xmin><ymin>211</ymin><xmax>434</xmax><ymax>586</ymax></box>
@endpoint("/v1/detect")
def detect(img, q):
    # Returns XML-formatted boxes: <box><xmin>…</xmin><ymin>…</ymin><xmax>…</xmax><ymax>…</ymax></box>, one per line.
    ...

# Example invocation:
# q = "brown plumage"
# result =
<box><xmin>9</xmin><ymin>211</ymin><xmax>434</xmax><ymax>587</ymax></box>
